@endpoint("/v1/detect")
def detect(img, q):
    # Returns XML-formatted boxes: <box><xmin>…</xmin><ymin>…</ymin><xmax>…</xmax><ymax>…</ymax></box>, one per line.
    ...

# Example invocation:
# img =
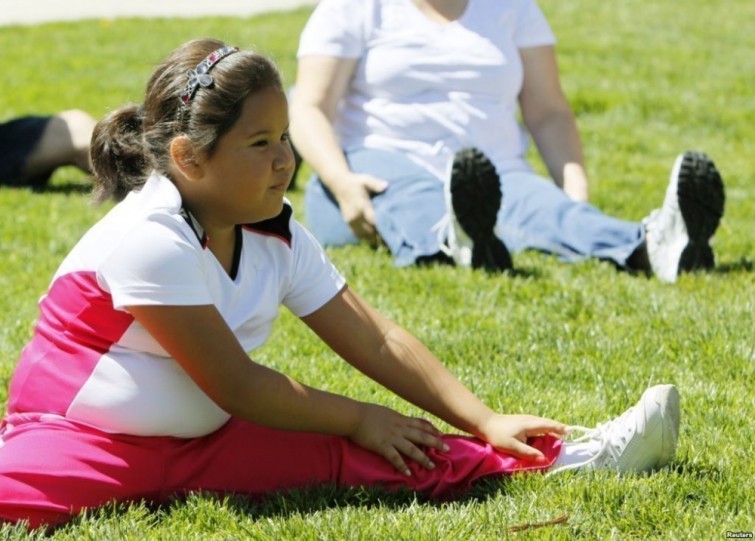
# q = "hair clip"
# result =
<box><xmin>179</xmin><ymin>46</ymin><xmax>239</xmax><ymax>107</ymax></box>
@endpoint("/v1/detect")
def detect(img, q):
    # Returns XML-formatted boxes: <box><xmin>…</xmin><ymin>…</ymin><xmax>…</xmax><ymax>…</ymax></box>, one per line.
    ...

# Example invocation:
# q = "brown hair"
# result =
<box><xmin>90</xmin><ymin>38</ymin><xmax>282</xmax><ymax>203</ymax></box>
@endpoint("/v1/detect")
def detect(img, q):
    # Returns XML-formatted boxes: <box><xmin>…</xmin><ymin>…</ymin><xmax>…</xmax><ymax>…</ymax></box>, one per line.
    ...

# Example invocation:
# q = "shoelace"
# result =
<box><xmin>546</xmin><ymin>405</ymin><xmax>638</xmax><ymax>476</ymax></box>
<box><xmin>431</xmin><ymin>213</ymin><xmax>453</xmax><ymax>257</ymax></box>
<box><xmin>643</xmin><ymin>208</ymin><xmax>665</xmax><ymax>244</ymax></box>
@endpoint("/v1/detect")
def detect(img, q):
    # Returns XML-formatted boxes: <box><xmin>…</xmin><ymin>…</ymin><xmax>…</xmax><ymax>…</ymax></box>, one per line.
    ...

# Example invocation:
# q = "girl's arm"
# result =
<box><xmin>289</xmin><ymin>55</ymin><xmax>387</xmax><ymax>242</ymax></box>
<box><xmin>519</xmin><ymin>45</ymin><xmax>589</xmax><ymax>202</ymax></box>
<box><xmin>128</xmin><ymin>302</ymin><xmax>446</xmax><ymax>475</ymax></box>
<box><xmin>302</xmin><ymin>287</ymin><xmax>567</xmax><ymax>463</ymax></box>
<box><xmin>128</xmin><ymin>304</ymin><xmax>367</xmax><ymax>434</ymax></box>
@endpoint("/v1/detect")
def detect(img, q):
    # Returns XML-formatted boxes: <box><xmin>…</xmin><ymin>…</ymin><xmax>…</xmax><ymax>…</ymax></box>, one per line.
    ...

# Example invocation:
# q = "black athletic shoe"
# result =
<box><xmin>446</xmin><ymin>147</ymin><xmax>513</xmax><ymax>272</ymax></box>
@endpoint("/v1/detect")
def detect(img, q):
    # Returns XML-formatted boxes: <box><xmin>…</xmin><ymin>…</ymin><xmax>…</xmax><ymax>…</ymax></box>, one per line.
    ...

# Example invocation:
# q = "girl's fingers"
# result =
<box><xmin>366</xmin><ymin>413</ymin><xmax>452</xmax><ymax>473</ymax></box>
<box><xmin>405</xmin><ymin>419</ymin><xmax>449</xmax><ymax>452</ymax></box>
<box><xmin>522</xmin><ymin>418</ymin><xmax>568</xmax><ymax>437</ymax></box>
<box><xmin>384</xmin><ymin>419</ymin><xmax>449</xmax><ymax>472</ymax></box>
<box><xmin>398</xmin><ymin>422</ymin><xmax>449</xmax><ymax>467</ymax></box>
<box><xmin>382</xmin><ymin>446</ymin><xmax>411</xmax><ymax>477</ymax></box>
<box><xmin>541</xmin><ymin>420</ymin><xmax>568</xmax><ymax>436</ymax></box>
<box><xmin>395</xmin><ymin>439</ymin><xmax>435</xmax><ymax>470</ymax></box>
<box><xmin>502</xmin><ymin>438</ymin><xmax>545</xmax><ymax>460</ymax></box>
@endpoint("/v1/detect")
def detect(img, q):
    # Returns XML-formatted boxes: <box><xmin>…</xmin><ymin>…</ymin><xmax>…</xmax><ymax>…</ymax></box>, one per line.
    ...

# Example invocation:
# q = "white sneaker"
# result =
<box><xmin>439</xmin><ymin>147</ymin><xmax>512</xmax><ymax>272</ymax></box>
<box><xmin>644</xmin><ymin>151</ymin><xmax>724</xmax><ymax>282</ymax></box>
<box><xmin>548</xmin><ymin>384</ymin><xmax>680</xmax><ymax>475</ymax></box>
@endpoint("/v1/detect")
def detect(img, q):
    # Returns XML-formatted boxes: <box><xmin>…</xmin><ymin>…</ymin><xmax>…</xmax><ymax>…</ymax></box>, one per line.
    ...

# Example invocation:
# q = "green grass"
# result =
<box><xmin>1</xmin><ymin>0</ymin><xmax>753</xmax><ymax>538</ymax></box>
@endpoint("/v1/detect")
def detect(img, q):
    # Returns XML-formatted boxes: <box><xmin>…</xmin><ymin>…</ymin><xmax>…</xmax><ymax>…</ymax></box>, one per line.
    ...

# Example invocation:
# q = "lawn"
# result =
<box><xmin>0</xmin><ymin>0</ymin><xmax>753</xmax><ymax>538</ymax></box>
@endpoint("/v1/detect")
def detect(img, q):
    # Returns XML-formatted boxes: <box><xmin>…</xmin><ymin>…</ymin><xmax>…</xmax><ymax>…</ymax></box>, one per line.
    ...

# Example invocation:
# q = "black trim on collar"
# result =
<box><xmin>242</xmin><ymin>204</ymin><xmax>293</xmax><ymax>247</ymax></box>
<box><xmin>179</xmin><ymin>207</ymin><xmax>208</xmax><ymax>248</ymax></box>
<box><xmin>229</xmin><ymin>225</ymin><xmax>242</xmax><ymax>279</ymax></box>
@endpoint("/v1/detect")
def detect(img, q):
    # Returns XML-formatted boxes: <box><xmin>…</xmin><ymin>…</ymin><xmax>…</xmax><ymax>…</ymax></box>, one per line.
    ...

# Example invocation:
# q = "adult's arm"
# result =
<box><xmin>289</xmin><ymin>55</ymin><xmax>387</xmax><ymax>241</ymax></box>
<box><xmin>519</xmin><ymin>45</ymin><xmax>589</xmax><ymax>202</ymax></box>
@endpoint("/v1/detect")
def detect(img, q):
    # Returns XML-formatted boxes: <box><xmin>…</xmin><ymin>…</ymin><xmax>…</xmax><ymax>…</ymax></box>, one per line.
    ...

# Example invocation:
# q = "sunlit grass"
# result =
<box><xmin>0</xmin><ymin>1</ymin><xmax>753</xmax><ymax>538</ymax></box>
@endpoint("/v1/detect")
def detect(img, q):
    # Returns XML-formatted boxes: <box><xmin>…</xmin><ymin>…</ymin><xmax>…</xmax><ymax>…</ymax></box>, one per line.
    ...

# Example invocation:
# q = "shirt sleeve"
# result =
<box><xmin>515</xmin><ymin>0</ymin><xmax>556</xmax><ymax>48</ymax></box>
<box><xmin>98</xmin><ymin>216</ymin><xmax>214</xmax><ymax>310</ymax></box>
<box><xmin>283</xmin><ymin>220</ymin><xmax>347</xmax><ymax>317</ymax></box>
<box><xmin>297</xmin><ymin>0</ymin><xmax>369</xmax><ymax>58</ymax></box>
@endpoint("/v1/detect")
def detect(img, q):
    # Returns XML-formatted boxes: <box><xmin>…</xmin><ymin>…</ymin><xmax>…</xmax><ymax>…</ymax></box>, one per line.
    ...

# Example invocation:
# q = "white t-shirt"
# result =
<box><xmin>7</xmin><ymin>173</ymin><xmax>346</xmax><ymax>437</ymax></box>
<box><xmin>298</xmin><ymin>0</ymin><xmax>556</xmax><ymax>180</ymax></box>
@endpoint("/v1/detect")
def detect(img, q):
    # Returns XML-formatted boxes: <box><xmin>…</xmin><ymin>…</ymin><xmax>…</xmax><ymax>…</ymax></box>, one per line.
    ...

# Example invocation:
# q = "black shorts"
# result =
<box><xmin>0</xmin><ymin>115</ymin><xmax>53</xmax><ymax>186</ymax></box>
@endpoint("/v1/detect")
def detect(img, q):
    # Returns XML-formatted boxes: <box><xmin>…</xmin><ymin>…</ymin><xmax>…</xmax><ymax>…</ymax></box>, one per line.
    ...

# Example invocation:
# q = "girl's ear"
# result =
<box><xmin>170</xmin><ymin>135</ymin><xmax>203</xmax><ymax>181</ymax></box>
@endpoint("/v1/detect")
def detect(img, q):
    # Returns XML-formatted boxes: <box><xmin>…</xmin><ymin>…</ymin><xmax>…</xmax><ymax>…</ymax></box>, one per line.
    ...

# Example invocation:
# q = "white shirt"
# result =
<box><xmin>298</xmin><ymin>0</ymin><xmax>556</xmax><ymax>179</ymax></box>
<box><xmin>7</xmin><ymin>173</ymin><xmax>346</xmax><ymax>437</ymax></box>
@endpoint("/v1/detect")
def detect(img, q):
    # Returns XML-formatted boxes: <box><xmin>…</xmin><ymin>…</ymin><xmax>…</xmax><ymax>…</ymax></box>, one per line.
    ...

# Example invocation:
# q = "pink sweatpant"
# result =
<box><xmin>0</xmin><ymin>413</ymin><xmax>562</xmax><ymax>529</ymax></box>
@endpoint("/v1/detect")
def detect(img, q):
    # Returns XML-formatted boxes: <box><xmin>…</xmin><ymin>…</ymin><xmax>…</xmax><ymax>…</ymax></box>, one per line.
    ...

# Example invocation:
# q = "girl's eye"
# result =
<box><xmin>251</xmin><ymin>139</ymin><xmax>269</xmax><ymax>147</ymax></box>
<box><xmin>281</xmin><ymin>131</ymin><xmax>291</xmax><ymax>142</ymax></box>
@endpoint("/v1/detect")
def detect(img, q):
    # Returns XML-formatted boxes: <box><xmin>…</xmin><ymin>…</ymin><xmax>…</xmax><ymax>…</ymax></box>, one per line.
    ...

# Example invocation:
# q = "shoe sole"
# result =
<box><xmin>676</xmin><ymin>151</ymin><xmax>725</xmax><ymax>272</ymax></box>
<box><xmin>450</xmin><ymin>148</ymin><xmax>513</xmax><ymax>272</ymax></box>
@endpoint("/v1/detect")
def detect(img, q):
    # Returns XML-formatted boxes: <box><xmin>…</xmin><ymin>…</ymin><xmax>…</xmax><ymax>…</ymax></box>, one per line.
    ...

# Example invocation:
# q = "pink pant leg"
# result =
<box><xmin>168</xmin><ymin>418</ymin><xmax>562</xmax><ymax>500</ymax></box>
<box><xmin>0</xmin><ymin>415</ymin><xmax>563</xmax><ymax>529</ymax></box>
<box><xmin>0</xmin><ymin>415</ymin><xmax>166</xmax><ymax>529</ymax></box>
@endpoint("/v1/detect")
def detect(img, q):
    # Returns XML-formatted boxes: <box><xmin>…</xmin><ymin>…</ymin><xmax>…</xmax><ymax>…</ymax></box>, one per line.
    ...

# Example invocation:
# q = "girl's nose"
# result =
<box><xmin>274</xmin><ymin>143</ymin><xmax>294</xmax><ymax>171</ymax></box>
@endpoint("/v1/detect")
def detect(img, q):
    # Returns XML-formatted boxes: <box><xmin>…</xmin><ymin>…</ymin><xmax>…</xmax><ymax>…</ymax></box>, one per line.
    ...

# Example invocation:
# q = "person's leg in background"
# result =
<box><xmin>495</xmin><ymin>169</ymin><xmax>646</xmax><ymax>269</ymax></box>
<box><xmin>0</xmin><ymin>109</ymin><xmax>96</xmax><ymax>187</ymax></box>
<box><xmin>23</xmin><ymin>110</ymin><xmax>96</xmax><ymax>181</ymax></box>
<box><xmin>494</xmin><ymin>151</ymin><xmax>724</xmax><ymax>282</ymax></box>
<box><xmin>305</xmin><ymin>148</ymin><xmax>452</xmax><ymax>267</ymax></box>
<box><xmin>0</xmin><ymin>115</ymin><xmax>52</xmax><ymax>186</ymax></box>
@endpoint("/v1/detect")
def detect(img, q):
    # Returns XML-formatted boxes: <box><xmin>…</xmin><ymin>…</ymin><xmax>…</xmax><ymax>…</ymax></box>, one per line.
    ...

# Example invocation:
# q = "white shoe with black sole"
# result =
<box><xmin>644</xmin><ymin>151</ymin><xmax>725</xmax><ymax>283</ymax></box>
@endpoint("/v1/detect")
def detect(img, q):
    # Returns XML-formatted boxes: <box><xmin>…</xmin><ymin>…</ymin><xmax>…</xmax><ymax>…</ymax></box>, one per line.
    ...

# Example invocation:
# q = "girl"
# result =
<box><xmin>0</xmin><ymin>38</ymin><xmax>679</xmax><ymax>530</ymax></box>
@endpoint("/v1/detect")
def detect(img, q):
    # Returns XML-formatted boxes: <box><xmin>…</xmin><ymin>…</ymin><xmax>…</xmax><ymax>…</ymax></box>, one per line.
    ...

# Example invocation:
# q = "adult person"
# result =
<box><xmin>0</xmin><ymin>38</ymin><xmax>679</xmax><ymax>529</ymax></box>
<box><xmin>0</xmin><ymin>110</ymin><xmax>96</xmax><ymax>187</ymax></box>
<box><xmin>289</xmin><ymin>0</ymin><xmax>725</xmax><ymax>282</ymax></box>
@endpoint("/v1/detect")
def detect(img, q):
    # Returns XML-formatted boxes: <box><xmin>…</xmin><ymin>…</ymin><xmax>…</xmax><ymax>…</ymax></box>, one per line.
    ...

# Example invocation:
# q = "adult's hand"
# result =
<box><xmin>332</xmin><ymin>172</ymin><xmax>388</xmax><ymax>243</ymax></box>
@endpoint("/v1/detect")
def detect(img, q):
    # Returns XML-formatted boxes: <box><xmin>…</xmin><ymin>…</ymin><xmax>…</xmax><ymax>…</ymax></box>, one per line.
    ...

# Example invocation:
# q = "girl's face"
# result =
<box><xmin>192</xmin><ymin>86</ymin><xmax>294</xmax><ymax>226</ymax></box>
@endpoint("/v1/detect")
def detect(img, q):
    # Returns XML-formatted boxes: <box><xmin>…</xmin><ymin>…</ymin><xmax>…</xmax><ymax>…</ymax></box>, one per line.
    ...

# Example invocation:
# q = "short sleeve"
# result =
<box><xmin>98</xmin><ymin>216</ymin><xmax>214</xmax><ymax>310</ymax></box>
<box><xmin>283</xmin><ymin>221</ymin><xmax>346</xmax><ymax>317</ymax></box>
<box><xmin>515</xmin><ymin>0</ymin><xmax>556</xmax><ymax>48</ymax></box>
<box><xmin>297</xmin><ymin>0</ymin><xmax>369</xmax><ymax>58</ymax></box>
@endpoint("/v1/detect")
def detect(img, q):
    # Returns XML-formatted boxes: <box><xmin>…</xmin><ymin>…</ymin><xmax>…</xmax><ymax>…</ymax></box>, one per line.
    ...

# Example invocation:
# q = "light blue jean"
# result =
<box><xmin>304</xmin><ymin>148</ymin><xmax>645</xmax><ymax>268</ymax></box>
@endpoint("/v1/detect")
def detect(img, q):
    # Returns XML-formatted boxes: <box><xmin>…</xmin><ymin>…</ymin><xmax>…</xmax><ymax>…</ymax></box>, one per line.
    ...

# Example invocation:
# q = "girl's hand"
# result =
<box><xmin>348</xmin><ymin>403</ymin><xmax>448</xmax><ymax>476</ymax></box>
<box><xmin>332</xmin><ymin>172</ymin><xmax>388</xmax><ymax>243</ymax></box>
<box><xmin>479</xmin><ymin>413</ymin><xmax>568</xmax><ymax>461</ymax></box>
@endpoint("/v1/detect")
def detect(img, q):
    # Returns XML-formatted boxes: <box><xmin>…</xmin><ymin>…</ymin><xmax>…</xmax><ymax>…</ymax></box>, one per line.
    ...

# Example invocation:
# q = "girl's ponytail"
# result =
<box><xmin>90</xmin><ymin>104</ymin><xmax>150</xmax><ymax>203</ymax></box>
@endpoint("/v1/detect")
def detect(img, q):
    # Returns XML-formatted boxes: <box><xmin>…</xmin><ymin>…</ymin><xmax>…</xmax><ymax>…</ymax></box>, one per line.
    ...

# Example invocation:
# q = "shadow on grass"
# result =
<box><xmin>1</xmin><ymin>181</ymin><xmax>92</xmax><ymax>196</ymax></box>
<box><xmin>670</xmin><ymin>458</ymin><xmax>727</xmax><ymax>482</ymax></box>
<box><xmin>415</xmin><ymin>256</ymin><xmax>544</xmax><ymax>280</ymax></box>
<box><xmin>32</xmin><ymin>182</ymin><xmax>92</xmax><ymax>196</ymax></box>
<box><xmin>58</xmin><ymin>479</ymin><xmax>511</xmax><ymax>533</ymax></box>
<box><xmin>201</xmin><ymin>477</ymin><xmax>509</xmax><ymax>521</ymax></box>
<box><xmin>712</xmin><ymin>258</ymin><xmax>753</xmax><ymax>274</ymax></box>
<box><xmin>1</xmin><ymin>170</ymin><xmax>92</xmax><ymax>196</ymax></box>
<box><xmin>502</xmin><ymin>266</ymin><xmax>543</xmax><ymax>279</ymax></box>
